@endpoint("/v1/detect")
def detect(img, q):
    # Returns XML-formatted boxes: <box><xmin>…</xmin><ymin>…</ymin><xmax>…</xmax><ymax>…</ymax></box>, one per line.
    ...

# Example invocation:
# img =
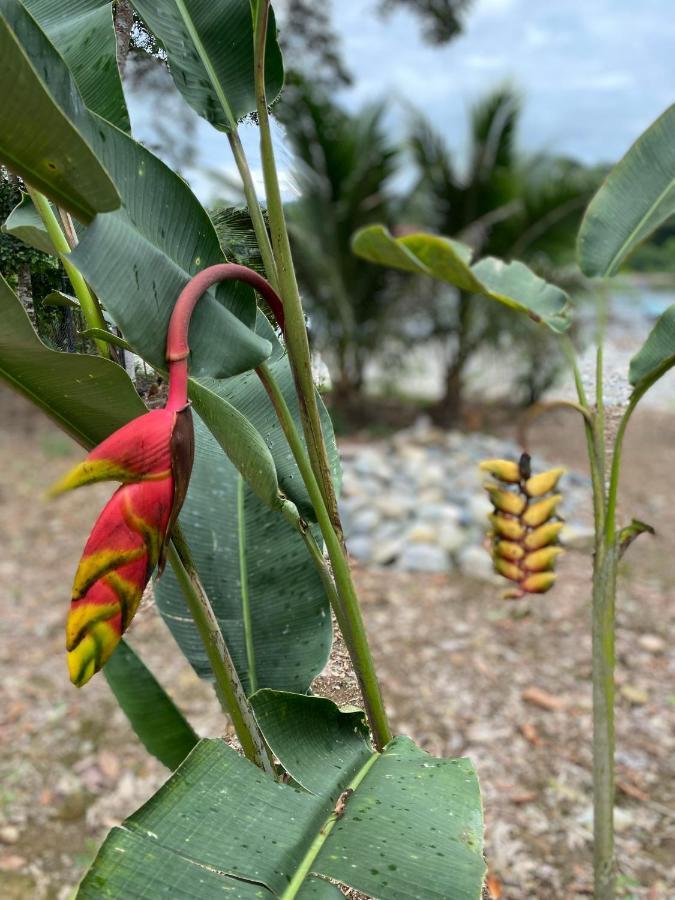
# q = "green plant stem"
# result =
<box><xmin>237</xmin><ymin>473</ymin><xmax>257</xmax><ymax>694</ymax></box>
<box><xmin>26</xmin><ymin>187</ymin><xmax>112</xmax><ymax>358</ymax></box>
<box><xmin>253</xmin><ymin>1</ymin><xmax>342</xmax><ymax>538</ymax></box>
<box><xmin>591</xmin><ymin>539</ymin><xmax>617</xmax><ymax>900</ymax></box>
<box><xmin>167</xmin><ymin>527</ymin><xmax>273</xmax><ymax>774</ymax></box>
<box><xmin>227</xmin><ymin>129</ymin><xmax>279</xmax><ymax>291</ymax></box>
<box><xmin>279</xmin><ymin>750</ymin><xmax>380</xmax><ymax>899</ymax></box>
<box><xmin>257</xmin><ymin>362</ymin><xmax>392</xmax><ymax>750</ymax></box>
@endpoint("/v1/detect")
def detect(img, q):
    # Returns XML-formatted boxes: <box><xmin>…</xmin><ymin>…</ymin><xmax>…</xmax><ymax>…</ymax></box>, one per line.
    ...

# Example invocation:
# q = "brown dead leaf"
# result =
<box><xmin>519</xmin><ymin>721</ymin><xmax>542</xmax><ymax>745</ymax></box>
<box><xmin>617</xmin><ymin>780</ymin><xmax>649</xmax><ymax>802</ymax></box>
<box><xmin>509</xmin><ymin>790</ymin><xmax>538</xmax><ymax>805</ymax></box>
<box><xmin>485</xmin><ymin>872</ymin><xmax>503</xmax><ymax>899</ymax></box>
<box><xmin>522</xmin><ymin>686</ymin><xmax>566</xmax><ymax>711</ymax></box>
<box><xmin>0</xmin><ymin>854</ymin><xmax>26</xmax><ymax>872</ymax></box>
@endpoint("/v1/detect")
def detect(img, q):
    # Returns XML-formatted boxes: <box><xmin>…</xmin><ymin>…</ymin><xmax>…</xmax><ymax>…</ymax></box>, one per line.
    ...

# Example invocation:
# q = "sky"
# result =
<box><xmin>127</xmin><ymin>0</ymin><xmax>675</xmax><ymax>202</ymax></box>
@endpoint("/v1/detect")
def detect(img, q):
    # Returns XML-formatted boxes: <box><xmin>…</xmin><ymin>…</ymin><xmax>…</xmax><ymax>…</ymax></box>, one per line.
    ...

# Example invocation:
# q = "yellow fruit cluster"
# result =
<box><xmin>479</xmin><ymin>454</ymin><xmax>565</xmax><ymax>599</ymax></box>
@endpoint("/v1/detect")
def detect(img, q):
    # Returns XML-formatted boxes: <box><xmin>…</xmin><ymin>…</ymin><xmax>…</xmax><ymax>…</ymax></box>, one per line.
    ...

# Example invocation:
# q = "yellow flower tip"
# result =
<box><xmin>524</xmin><ymin>546</ymin><xmax>564</xmax><ymax>572</ymax></box>
<box><xmin>489</xmin><ymin>513</ymin><xmax>524</xmax><ymax>541</ymax></box>
<box><xmin>522</xmin><ymin>494</ymin><xmax>562</xmax><ymax>528</ymax></box>
<box><xmin>47</xmin><ymin>459</ymin><xmax>134</xmax><ymax>499</ymax></box>
<box><xmin>524</xmin><ymin>467</ymin><xmax>566</xmax><ymax>498</ymax></box>
<box><xmin>486</xmin><ymin>486</ymin><xmax>527</xmax><ymax>516</ymax></box>
<box><xmin>523</xmin><ymin>521</ymin><xmax>564</xmax><ymax>551</ymax></box>
<box><xmin>67</xmin><ymin>621</ymin><xmax>119</xmax><ymax>687</ymax></box>
<box><xmin>494</xmin><ymin>558</ymin><xmax>522</xmax><ymax>582</ymax></box>
<box><xmin>479</xmin><ymin>459</ymin><xmax>521</xmax><ymax>484</ymax></box>
<box><xmin>521</xmin><ymin>571</ymin><xmax>556</xmax><ymax>594</ymax></box>
<box><xmin>495</xmin><ymin>540</ymin><xmax>524</xmax><ymax>561</ymax></box>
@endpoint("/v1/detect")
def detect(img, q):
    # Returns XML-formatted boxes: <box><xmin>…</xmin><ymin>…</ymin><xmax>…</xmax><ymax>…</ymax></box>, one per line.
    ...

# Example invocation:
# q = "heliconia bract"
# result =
<box><xmin>480</xmin><ymin>452</ymin><xmax>566</xmax><ymax>600</ymax></box>
<box><xmin>50</xmin><ymin>263</ymin><xmax>286</xmax><ymax>686</ymax></box>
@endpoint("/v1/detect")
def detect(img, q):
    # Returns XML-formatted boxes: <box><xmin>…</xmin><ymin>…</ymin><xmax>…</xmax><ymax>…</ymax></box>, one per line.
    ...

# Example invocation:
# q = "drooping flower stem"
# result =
<box><xmin>256</xmin><ymin>361</ymin><xmax>392</xmax><ymax>750</ymax></box>
<box><xmin>26</xmin><ymin>187</ymin><xmax>113</xmax><ymax>359</ymax></box>
<box><xmin>252</xmin><ymin>0</ymin><xmax>343</xmax><ymax>540</ymax></box>
<box><xmin>168</xmin><ymin>527</ymin><xmax>273</xmax><ymax>774</ymax></box>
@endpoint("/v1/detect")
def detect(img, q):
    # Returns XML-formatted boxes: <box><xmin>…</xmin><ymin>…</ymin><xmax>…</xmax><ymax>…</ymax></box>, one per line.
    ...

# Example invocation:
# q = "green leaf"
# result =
<box><xmin>3</xmin><ymin>192</ymin><xmax>57</xmax><ymax>255</ymax></box>
<box><xmin>103</xmin><ymin>640</ymin><xmax>199</xmax><ymax>770</ymax></box>
<box><xmin>129</xmin><ymin>0</ymin><xmax>284</xmax><ymax>131</ymax></box>
<box><xmin>43</xmin><ymin>291</ymin><xmax>79</xmax><ymax>309</ymax></box>
<box><xmin>188</xmin><ymin>377</ymin><xmax>281</xmax><ymax>509</ymax></box>
<box><xmin>578</xmin><ymin>104</ymin><xmax>675</xmax><ymax>277</ymax></box>
<box><xmin>154</xmin><ymin>319</ymin><xmax>336</xmax><ymax>694</ymax></box>
<box><xmin>0</xmin><ymin>0</ymin><xmax>120</xmax><ymax>221</ymax></box>
<box><xmin>79</xmin><ymin>698</ymin><xmax>485</xmax><ymax>899</ymax></box>
<box><xmin>21</xmin><ymin>0</ymin><xmax>130</xmax><ymax>131</ymax></box>
<box><xmin>628</xmin><ymin>304</ymin><xmax>675</xmax><ymax>388</ymax></box>
<box><xmin>353</xmin><ymin>225</ymin><xmax>570</xmax><ymax>332</ymax></box>
<box><xmin>0</xmin><ymin>272</ymin><xmax>144</xmax><ymax>447</ymax></box>
<box><xmin>71</xmin><ymin>118</ymin><xmax>272</xmax><ymax>377</ymax></box>
<box><xmin>79</xmin><ymin>327</ymin><xmax>132</xmax><ymax>352</ymax></box>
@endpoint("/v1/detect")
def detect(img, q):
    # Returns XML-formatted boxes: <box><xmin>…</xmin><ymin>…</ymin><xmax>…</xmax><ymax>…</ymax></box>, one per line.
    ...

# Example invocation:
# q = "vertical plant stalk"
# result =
<box><xmin>237</xmin><ymin>473</ymin><xmax>257</xmax><ymax>694</ymax></box>
<box><xmin>168</xmin><ymin>528</ymin><xmax>272</xmax><ymax>774</ymax></box>
<box><xmin>257</xmin><ymin>361</ymin><xmax>392</xmax><ymax>750</ymax></box>
<box><xmin>252</xmin><ymin>0</ymin><xmax>343</xmax><ymax>537</ymax></box>
<box><xmin>26</xmin><ymin>187</ymin><xmax>113</xmax><ymax>358</ymax></box>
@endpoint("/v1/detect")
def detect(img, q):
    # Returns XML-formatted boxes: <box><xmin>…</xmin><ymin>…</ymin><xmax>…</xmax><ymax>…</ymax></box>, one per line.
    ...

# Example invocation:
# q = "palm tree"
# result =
<box><xmin>277</xmin><ymin>79</ymin><xmax>403</xmax><ymax>396</ymax></box>
<box><xmin>406</xmin><ymin>86</ymin><xmax>601</xmax><ymax>422</ymax></box>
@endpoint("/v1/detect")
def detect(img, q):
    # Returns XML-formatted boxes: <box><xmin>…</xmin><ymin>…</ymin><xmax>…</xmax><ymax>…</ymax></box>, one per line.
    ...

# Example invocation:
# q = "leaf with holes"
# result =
<box><xmin>79</xmin><ymin>693</ymin><xmax>486</xmax><ymax>899</ymax></box>
<box><xmin>353</xmin><ymin>225</ymin><xmax>570</xmax><ymax>332</ymax></box>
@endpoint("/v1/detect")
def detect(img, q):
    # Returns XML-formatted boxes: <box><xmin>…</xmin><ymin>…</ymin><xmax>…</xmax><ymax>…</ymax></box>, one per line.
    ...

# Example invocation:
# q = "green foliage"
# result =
<box><xmin>103</xmin><ymin>640</ymin><xmax>199</xmax><ymax>770</ymax></box>
<box><xmin>578</xmin><ymin>102</ymin><xmax>675</xmax><ymax>277</ymax></box>
<box><xmin>628</xmin><ymin>303</ymin><xmax>675</xmax><ymax>389</ymax></box>
<box><xmin>79</xmin><ymin>695</ymin><xmax>486</xmax><ymax>899</ymax></box>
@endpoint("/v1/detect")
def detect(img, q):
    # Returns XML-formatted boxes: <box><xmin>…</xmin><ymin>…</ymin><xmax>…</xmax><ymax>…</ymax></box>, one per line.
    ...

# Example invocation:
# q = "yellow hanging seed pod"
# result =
<box><xmin>522</xmin><ymin>494</ymin><xmax>562</xmax><ymax>528</ymax></box>
<box><xmin>485</xmin><ymin>486</ymin><xmax>527</xmax><ymax>516</ymax></box>
<box><xmin>523</xmin><ymin>521</ymin><xmax>564</xmax><ymax>551</ymax></box>
<box><xmin>489</xmin><ymin>514</ymin><xmax>524</xmax><ymax>541</ymax></box>
<box><xmin>494</xmin><ymin>558</ymin><xmax>523</xmax><ymax>582</ymax></box>
<box><xmin>496</xmin><ymin>540</ymin><xmax>525</xmax><ymax>561</ymax></box>
<box><xmin>524</xmin><ymin>546</ymin><xmax>564</xmax><ymax>571</ymax></box>
<box><xmin>479</xmin><ymin>459</ymin><xmax>521</xmax><ymax>484</ymax></box>
<box><xmin>521</xmin><ymin>571</ymin><xmax>556</xmax><ymax>594</ymax></box>
<box><xmin>524</xmin><ymin>467</ymin><xmax>566</xmax><ymax>497</ymax></box>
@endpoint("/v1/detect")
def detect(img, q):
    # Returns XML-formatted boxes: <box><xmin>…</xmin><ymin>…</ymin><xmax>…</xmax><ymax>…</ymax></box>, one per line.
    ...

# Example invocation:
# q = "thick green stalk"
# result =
<box><xmin>252</xmin><ymin>1</ymin><xmax>342</xmax><ymax>537</ymax></box>
<box><xmin>279</xmin><ymin>750</ymin><xmax>380</xmax><ymax>899</ymax></box>
<box><xmin>167</xmin><ymin>528</ymin><xmax>273</xmax><ymax>774</ymax></box>
<box><xmin>26</xmin><ymin>188</ymin><xmax>112</xmax><ymax>358</ymax></box>
<box><xmin>237</xmin><ymin>473</ymin><xmax>257</xmax><ymax>694</ymax></box>
<box><xmin>227</xmin><ymin>129</ymin><xmax>279</xmax><ymax>292</ymax></box>
<box><xmin>257</xmin><ymin>363</ymin><xmax>392</xmax><ymax>750</ymax></box>
<box><xmin>591</xmin><ymin>538</ymin><xmax>617</xmax><ymax>900</ymax></box>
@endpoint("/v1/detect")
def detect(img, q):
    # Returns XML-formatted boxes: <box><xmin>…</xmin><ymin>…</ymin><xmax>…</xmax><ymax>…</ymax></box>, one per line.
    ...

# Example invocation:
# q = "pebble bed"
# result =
<box><xmin>339</xmin><ymin>421</ymin><xmax>594</xmax><ymax>577</ymax></box>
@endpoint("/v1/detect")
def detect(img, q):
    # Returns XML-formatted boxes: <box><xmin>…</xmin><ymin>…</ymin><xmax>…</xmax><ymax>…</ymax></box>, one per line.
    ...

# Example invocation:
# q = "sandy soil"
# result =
<box><xmin>0</xmin><ymin>387</ymin><xmax>673</xmax><ymax>899</ymax></box>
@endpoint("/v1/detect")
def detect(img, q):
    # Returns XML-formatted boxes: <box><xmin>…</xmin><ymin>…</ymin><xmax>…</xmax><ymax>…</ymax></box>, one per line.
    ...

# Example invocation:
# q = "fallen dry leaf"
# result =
<box><xmin>617</xmin><ymin>780</ymin><xmax>649</xmax><ymax>802</ymax></box>
<box><xmin>0</xmin><ymin>854</ymin><xmax>27</xmax><ymax>872</ymax></box>
<box><xmin>519</xmin><ymin>721</ymin><xmax>542</xmax><ymax>745</ymax></box>
<box><xmin>485</xmin><ymin>872</ymin><xmax>503</xmax><ymax>899</ymax></box>
<box><xmin>522</xmin><ymin>686</ymin><xmax>566</xmax><ymax>711</ymax></box>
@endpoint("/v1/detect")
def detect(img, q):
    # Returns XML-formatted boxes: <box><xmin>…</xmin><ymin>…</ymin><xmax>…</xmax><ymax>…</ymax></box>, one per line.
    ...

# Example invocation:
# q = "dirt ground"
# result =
<box><xmin>0</xmin><ymin>386</ymin><xmax>673</xmax><ymax>899</ymax></box>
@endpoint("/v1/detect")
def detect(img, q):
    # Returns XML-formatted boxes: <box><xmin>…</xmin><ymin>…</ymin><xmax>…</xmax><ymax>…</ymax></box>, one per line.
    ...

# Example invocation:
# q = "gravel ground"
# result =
<box><xmin>0</xmin><ymin>387</ymin><xmax>673</xmax><ymax>899</ymax></box>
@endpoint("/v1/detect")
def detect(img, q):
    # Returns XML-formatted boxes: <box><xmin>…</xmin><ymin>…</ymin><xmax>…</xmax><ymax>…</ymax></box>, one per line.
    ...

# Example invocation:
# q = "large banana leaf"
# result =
<box><xmin>628</xmin><ymin>304</ymin><xmax>675</xmax><ymax>390</ymax></box>
<box><xmin>71</xmin><ymin>117</ymin><xmax>272</xmax><ymax>377</ymax></box>
<box><xmin>155</xmin><ymin>318</ymin><xmax>337</xmax><ymax>694</ymax></box>
<box><xmin>578</xmin><ymin>104</ymin><xmax>675</xmax><ymax>277</ymax></box>
<box><xmin>104</xmin><ymin>640</ymin><xmax>199</xmax><ymax>770</ymax></box>
<box><xmin>130</xmin><ymin>0</ymin><xmax>284</xmax><ymax>131</ymax></box>
<box><xmin>353</xmin><ymin>225</ymin><xmax>571</xmax><ymax>332</ymax></box>
<box><xmin>3</xmin><ymin>191</ymin><xmax>57</xmax><ymax>255</ymax></box>
<box><xmin>78</xmin><ymin>693</ymin><xmax>485</xmax><ymax>899</ymax></box>
<box><xmin>0</xmin><ymin>272</ymin><xmax>143</xmax><ymax>445</ymax></box>
<box><xmin>21</xmin><ymin>0</ymin><xmax>130</xmax><ymax>131</ymax></box>
<box><xmin>0</xmin><ymin>0</ymin><xmax>120</xmax><ymax>221</ymax></box>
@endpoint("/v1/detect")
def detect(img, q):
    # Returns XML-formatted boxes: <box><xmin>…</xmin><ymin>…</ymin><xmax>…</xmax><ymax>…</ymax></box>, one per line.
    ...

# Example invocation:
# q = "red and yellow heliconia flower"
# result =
<box><xmin>50</xmin><ymin>263</ymin><xmax>286</xmax><ymax>687</ymax></box>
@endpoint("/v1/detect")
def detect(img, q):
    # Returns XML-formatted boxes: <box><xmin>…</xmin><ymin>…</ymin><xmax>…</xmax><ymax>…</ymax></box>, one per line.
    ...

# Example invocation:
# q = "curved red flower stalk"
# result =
<box><xmin>53</xmin><ymin>264</ymin><xmax>285</xmax><ymax>686</ymax></box>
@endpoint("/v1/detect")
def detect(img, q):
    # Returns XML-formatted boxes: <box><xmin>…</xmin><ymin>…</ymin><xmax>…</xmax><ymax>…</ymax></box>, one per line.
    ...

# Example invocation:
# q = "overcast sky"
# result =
<box><xmin>128</xmin><ymin>0</ymin><xmax>675</xmax><ymax>201</ymax></box>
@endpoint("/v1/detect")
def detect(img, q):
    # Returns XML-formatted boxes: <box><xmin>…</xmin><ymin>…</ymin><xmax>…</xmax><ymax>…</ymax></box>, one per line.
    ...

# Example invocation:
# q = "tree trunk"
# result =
<box><xmin>17</xmin><ymin>263</ymin><xmax>36</xmax><ymax>328</ymax></box>
<box><xmin>114</xmin><ymin>0</ymin><xmax>134</xmax><ymax>77</ymax></box>
<box><xmin>430</xmin><ymin>291</ymin><xmax>472</xmax><ymax>427</ymax></box>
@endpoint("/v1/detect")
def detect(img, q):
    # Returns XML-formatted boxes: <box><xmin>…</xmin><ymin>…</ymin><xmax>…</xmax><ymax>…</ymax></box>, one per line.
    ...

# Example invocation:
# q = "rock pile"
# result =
<box><xmin>339</xmin><ymin>422</ymin><xmax>593</xmax><ymax>577</ymax></box>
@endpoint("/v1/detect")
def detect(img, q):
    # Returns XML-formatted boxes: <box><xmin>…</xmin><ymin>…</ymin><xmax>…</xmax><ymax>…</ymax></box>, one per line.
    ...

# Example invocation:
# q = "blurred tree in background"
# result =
<box><xmin>277</xmin><ymin>81</ymin><xmax>405</xmax><ymax>396</ymax></box>
<box><xmin>403</xmin><ymin>87</ymin><xmax>602</xmax><ymax>421</ymax></box>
